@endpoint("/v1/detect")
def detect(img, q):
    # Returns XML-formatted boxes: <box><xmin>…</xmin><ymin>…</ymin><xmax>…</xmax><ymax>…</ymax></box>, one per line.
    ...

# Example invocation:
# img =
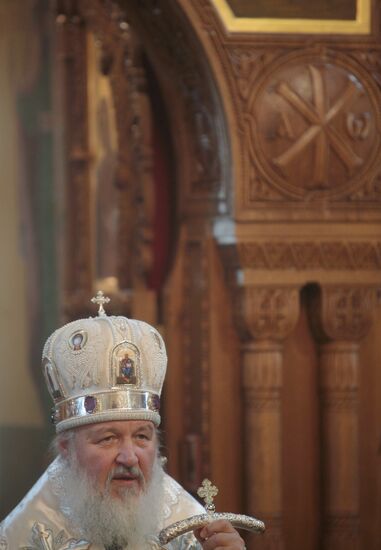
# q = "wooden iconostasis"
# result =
<box><xmin>55</xmin><ymin>1</ymin><xmax>381</xmax><ymax>549</ymax></box>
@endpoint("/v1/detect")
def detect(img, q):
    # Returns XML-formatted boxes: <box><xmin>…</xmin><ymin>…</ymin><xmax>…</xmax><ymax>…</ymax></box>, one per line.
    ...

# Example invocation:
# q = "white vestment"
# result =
<box><xmin>0</xmin><ymin>459</ymin><xmax>204</xmax><ymax>549</ymax></box>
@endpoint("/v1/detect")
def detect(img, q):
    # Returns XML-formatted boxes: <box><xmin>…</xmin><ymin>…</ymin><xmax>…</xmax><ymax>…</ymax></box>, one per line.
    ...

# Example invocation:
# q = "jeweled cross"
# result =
<box><xmin>91</xmin><ymin>290</ymin><xmax>110</xmax><ymax>316</ymax></box>
<box><xmin>197</xmin><ymin>479</ymin><xmax>218</xmax><ymax>513</ymax></box>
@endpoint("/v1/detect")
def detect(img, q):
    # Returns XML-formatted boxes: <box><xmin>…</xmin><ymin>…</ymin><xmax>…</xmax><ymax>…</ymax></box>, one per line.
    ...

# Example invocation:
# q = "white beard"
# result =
<box><xmin>51</xmin><ymin>453</ymin><xmax>165</xmax><ymax>549</ymax></box>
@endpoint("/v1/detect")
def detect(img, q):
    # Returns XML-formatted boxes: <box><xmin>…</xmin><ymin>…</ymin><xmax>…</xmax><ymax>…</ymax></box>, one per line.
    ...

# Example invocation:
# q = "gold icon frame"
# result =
<box><xmin>211</xmin><ymin>0</ymin><xmax>371</xmax><ymax>34</ymax></box>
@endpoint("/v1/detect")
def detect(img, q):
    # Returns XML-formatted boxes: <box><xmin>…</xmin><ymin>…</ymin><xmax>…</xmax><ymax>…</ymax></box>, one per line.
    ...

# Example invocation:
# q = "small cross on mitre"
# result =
<box><xmin>197</xmin><ymin>479</ymin><xmax>218</xmax><ymax>513</ymax></box>
<box><xmin>91</xmin><ymin>290</ymin><xmax>110</xmax><ymax>316</ymax></box>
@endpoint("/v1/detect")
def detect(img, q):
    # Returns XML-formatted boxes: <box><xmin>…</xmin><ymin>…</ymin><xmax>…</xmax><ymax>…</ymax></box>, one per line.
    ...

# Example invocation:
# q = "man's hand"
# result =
<box><xmin>194</xmin><ymin>519</ymin><xmax>245</xmax><ymax>550</ymax></box>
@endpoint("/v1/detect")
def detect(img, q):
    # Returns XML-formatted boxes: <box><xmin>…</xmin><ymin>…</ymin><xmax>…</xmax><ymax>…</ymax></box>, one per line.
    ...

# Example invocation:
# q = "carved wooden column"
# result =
<box><xmin>238</xmin><ymin>286</ymin><xmax>300</xmax><ymax>550</ymax></box>
<box><xmin>310</xmin><ymin>285</ymin><xmax>377</xmax><ymax>550</ymax></box>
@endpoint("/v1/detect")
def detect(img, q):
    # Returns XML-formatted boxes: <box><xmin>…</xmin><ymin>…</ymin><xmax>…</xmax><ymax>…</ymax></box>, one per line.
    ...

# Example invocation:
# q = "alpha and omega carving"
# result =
<box><xmin>247</xmin><ymin>53</ymin><xmax>381</xmax><ymax>201</ymax></box>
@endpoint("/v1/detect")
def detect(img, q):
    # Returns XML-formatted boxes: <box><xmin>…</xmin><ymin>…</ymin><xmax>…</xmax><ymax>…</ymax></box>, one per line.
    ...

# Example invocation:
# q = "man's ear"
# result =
<box><xmin>57</xmin><ymin>433</ymin><xmax>73</xmax><ymax>458</ymax></box>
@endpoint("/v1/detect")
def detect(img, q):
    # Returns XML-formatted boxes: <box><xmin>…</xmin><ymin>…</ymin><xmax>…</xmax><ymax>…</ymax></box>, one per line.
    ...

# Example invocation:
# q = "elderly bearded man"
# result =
<box><xmin>0</xmin><ymin>297</ymin><xmax>245</xmax><ymax>550</ymax></box>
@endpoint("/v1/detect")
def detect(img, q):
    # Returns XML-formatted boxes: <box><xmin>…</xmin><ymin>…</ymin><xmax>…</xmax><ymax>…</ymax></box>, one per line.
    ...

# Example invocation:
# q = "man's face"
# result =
<box><xmin>70</xmin><ymin>419</ymin><xmax>157</xmax><ymax>499</ymax></box>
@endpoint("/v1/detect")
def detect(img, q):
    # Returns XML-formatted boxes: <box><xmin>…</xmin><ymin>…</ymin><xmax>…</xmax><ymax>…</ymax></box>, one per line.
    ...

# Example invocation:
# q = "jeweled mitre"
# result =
<box><xmin>42</xmin><ymin>304</ymin><xmax>167</xmax><ymax>432</ymax></box>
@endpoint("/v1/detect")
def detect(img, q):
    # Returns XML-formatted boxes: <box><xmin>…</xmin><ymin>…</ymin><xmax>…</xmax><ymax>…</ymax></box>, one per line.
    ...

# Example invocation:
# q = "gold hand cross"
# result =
<box><xmin>197</xmin><ymin>479</ymin><xmax>218</xmax><ymax>513</ymax></box>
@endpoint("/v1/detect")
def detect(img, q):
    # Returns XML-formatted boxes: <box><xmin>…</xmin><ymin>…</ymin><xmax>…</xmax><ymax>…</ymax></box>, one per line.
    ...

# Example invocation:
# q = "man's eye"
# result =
<box><xmin>136</xmin><ymin>433</ymin><xmax>149</xmax><ymax>440</ymax></box>
<box><xmin>98</xmin><ymin>435</ymin><xmax>115</xmax><ymax>444</ymax></box>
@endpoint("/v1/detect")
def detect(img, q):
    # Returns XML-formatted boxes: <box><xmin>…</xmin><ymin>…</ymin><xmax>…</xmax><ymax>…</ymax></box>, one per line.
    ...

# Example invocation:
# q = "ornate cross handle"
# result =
<box><xmin>158</xmin><ymin>479</ymin><xmax>265</xmax><ymax>545</ymax></box>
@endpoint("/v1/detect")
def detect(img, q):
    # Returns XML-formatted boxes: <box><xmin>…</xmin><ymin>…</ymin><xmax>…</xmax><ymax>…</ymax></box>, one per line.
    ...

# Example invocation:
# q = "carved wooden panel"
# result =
<box><xmin>238</xmin><ymin>286</ymin><xmax>300</xmax><ymax>341</ymax></box>
<box><xmin>184</xmin><ymin>0</ymin><xmax>381</xmax><ymax>222</ymax></box>
<box><xmin>56</xmin><ymin>7</ymin><xmax>93</xmax><ymax>300</ymax></box>
<box><xmin>309</xmin><ymin>285</ymin><xmax>377</xmax><ymax>342</ymax></box>
<box><xmin>248</xmin><ymin>53</ymin><xmax>381</xmax><ymax>202</ymax></box>
<box><xmin>237</xmin><ymin>286</ymin><xmax>300</xmax><ymax>549</ymax></box>
<box><xmin>306</xmin><ymin>286</ymin><xmax>378</xmax><ymax>550</ymax></box>
<box><xmin>56</xmin><ymin>0</ymin><xmax>163</xmax><ymax>321</ymax></box>
<box><xmin>164</xmin><ymin>233</ymin><xmax>242</xmax><ymax>510</ymax></box>
<box><xmin>237</xmin><ymin>241</ymin><xmax>381</xmax><ymax>270</ymax></box>
<box><xmin>116</xmin><ymin>0</ymin><xmax>231</xmax><ymax>215</ymax></box>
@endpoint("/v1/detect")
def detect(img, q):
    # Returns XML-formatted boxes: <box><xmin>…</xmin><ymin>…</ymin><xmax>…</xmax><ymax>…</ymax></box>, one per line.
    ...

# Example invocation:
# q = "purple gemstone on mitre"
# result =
<box><xmin>150</xmin><ymin>395</ymin><xmax>160</xmax><ymax>411</ymax></box>
<box><xmin>84</xmin><ymin>395</ymin><xmax>97</xmax><ymax>414</ymax></box>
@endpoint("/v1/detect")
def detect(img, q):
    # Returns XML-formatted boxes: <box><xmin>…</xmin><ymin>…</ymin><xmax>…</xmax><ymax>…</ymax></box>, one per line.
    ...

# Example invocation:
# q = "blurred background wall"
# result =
<box><xmin>0</xmin><ymin>0</ymin><xmax>56</xmax><ymax>519</ymax></box>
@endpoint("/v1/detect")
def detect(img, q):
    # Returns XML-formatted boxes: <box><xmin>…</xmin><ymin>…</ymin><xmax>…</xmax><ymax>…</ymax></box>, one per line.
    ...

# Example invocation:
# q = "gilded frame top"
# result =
<box><xmin>211</xmin><ymin>0</ymin><xmax>371</xmax><ymax>34</ymax></box>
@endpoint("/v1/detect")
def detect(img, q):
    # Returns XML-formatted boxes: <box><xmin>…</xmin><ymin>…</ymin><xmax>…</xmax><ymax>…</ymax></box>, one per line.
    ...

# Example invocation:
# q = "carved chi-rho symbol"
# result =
<box><xmin>197</xmin><ymin>479</ymin><xmax>219</xmax><ymax>513</ymax></box>
<box><xmin>91</xmin><ymin>290</ymin><xmax>110</xmax><ymax>316</ymax></box>
<box><xmin>274</xmin><ymin>64</ymin><xmax>364</xmax><ymax>185</ymax></box>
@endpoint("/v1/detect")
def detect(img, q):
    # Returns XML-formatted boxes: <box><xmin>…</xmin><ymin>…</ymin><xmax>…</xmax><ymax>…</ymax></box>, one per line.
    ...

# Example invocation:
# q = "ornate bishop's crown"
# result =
<box><xmin>42</xmin><ymin>292</ymin><xmax>167</xmax><ymax>433</ymax></box>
